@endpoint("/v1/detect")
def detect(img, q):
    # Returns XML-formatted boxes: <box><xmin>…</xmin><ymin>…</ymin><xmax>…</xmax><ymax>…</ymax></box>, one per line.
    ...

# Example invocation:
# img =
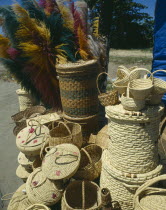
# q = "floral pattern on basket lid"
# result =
<box><xmin>16</xmin><ymin>120</ymin><xmax>49</xmax><ymax>156</ymax></box>
<box><xmin>41</xmin><ymin>143</ymin><xmax>81</xmax><ymax>180</ymax></box>
<box><xmin>26</xmin><ymin>168</ymin><xmax>63</xmax><ymax>206</ymax></box>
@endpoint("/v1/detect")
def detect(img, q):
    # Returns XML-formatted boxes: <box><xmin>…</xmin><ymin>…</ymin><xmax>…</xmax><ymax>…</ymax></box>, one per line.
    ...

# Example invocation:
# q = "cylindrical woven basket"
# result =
<box><xmin>100</xmin><ymin>150</ymin><xmax>163</xmax><ymax>210</ymax></box>
<box><xmin>74</xmin><ymin>144</ymin><xmax>102</xmax><ymax>181</ymax></box>
<box><xmin>97</xmin><ymin>72</ymin><xmax>119</xmax><ymax>106</ymax></box>
<box><xmin>61</xmin><ymin>180</ymin><xmax>102</xmax><ymax>210</ymax></box>
<box><xmin>49</xmin><ymin>121</ymin><xmax>83</xmax><ymax>148</ymax></box>
<box><xmin>25</xmin><ymin>204</ymin><xmax>50</xmax><ymax>210</ymax></box>
<box><xmin>106</xmin><ymin>104</ymin><xmax>164</xmax><ymax>174</ymax></box>
<box><xmin>128</xmin><ymin>68</ymin><xmax>153</xmax><ymax>100</ymax></box>
<box><xmin>56</xmin><ymin>59</ymin><xmax>99</xmax><ymax>117</ymax></box>
<box><xmin>25</xmin><ymin>106</ymin><xmax>46</xmax><ymax>119</ymax></box>
<box><xmin>63</xmin><ymin>113</ymin><xmax>99</xmax><ymax>145</ymax></box>
<box><xmin>16</xmin><ymin>89</ymin><xmax>38</xmax><ymax>111</ymax></box>
<box><xmin>26</xmin><ymin>168</ymin><xmax>63</xmax><ymax>206</ymax></box>
<box><xmin>134</xmin><ymin>175</ymin><xmax>166</xmax><ymax>210</ymax></box>
<box><xmin>152</xmin><ymin>70</ymin><xmax>166</xmax><ymax>94</ymax></box>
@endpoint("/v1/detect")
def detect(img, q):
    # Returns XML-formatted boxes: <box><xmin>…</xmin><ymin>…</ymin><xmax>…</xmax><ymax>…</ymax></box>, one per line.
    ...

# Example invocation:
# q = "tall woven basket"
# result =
<box><xmin>56</xmin><ymin>60</ymin><xmax>99</xmax><ymax>117</ymax></box>
<box><xmin>100</xmin><ymin>150</ymin><xmax>163</xmax><ymax>210</ymax></box>
<box><xmin>106</xmin><ymin>104</ymin><xmax>164</xmax><ymax>174</ymax></box>
<box><xmin>16</xmin><ymin>89</ymin><xmax>38</xmax><ymax>111</ymax></box>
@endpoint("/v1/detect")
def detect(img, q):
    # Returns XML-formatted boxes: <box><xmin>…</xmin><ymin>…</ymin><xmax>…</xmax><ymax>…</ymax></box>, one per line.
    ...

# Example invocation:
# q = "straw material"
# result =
<box><xmin>152</xmin><ymin>70</ymin><xmax>166</xmax><ymax>94</ymax></box>
<box><xmin>106</xmin><ymin>104</ymin><xmax>164</xmax><ymax>174</ymax></box>
<box><xmin>18</xmin><ymin>152</ymin><xmax>38</xmax><ymax>167</ymax></box>
<box><xmin>100</xmin><ymin>150</ymin><xmax>163</xmax><ymax>210</ymax></box>
<box><xmin>49</xmin><ymin>122</ymin><xmax>83</xmax><ymax>148</ymax></box>
<box><xmin>42</xmin><ymin>144</ymin><xmax>81</xmax><ymax>180</ymax></box>
<box><xmin>13</xmin><ymin>121</ymin><xmax>27</xmax><ymax>136</ymax></box>
<box><xmin>16</xmin><ymin>122</ymin><xmax>49</xmax><ymax>156</ymax></box>
<box><xmin>32</xmin><ymin>156</ymin><xmax>42</xmax><ymax>171</ymax></box>
<box><xmin>61</xmin><ymin>181</ymin><xmax>102</xmax><ymax>210</ymax></box>
<box><xmin>7</xmin><ymin>184</ymin><xmax>32</xmax><ymax>210</ymax></box>
<box><xmin>134</xmin><ymin>175</ymin><xmax>166</xmax><ymax>210</ymax></box>
<box><xmin>16</xmin><ymin>165</ymin><xmax>32</xmax><ymax>182</ymax></box>
<box><xmin>63</xmin><ymin>114</ymin><xmax>99</xmax><ymax>144</ymax></box>
<box><xmin>74</xmin><ymin>144</ymin><xmax>102</xmax><ymax>181</ymax></box>
<box><xmin>25</xmin><ymin>204</ymin><xmax>50</xmax><ymax>210</ymax></box>
<box><xmin>25</xmin><ymin>106</ymin><xmax>46</xmax><ymax>119</ymax></box>
<box><xmin>148</xmin><ymin>94</ymin><xmax>163</xmax><ymax>105</ymax></box>
<box><xmin>16</xmin><ymin>89</ymin><xmax>37</xmax><ymax>111</ymax></box>
<box><xmin>26</xmin><ymin>168</ymin><xmax>63</xmax><ymax>206</ymax></box>
<box><xmin>97</xmin><ymin>72</ymin><xmax>119</xmax><ymax>106</ymax></box>
<box><xmin>57</xmin><ymin>59</ymin><xmax>99</xmax><ymax>117</ymax></box>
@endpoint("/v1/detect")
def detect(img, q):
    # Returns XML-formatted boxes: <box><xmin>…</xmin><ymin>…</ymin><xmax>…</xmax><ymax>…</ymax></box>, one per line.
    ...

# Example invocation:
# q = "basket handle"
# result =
<box><xmin>152</xmin><ymin>69</ymin><xmax>166</xmax><ymax>76</ymax></box>
<box><xmin>82</xmin><ymin>181</ymin><xmax>85</xmax><ymax>209</ymax></box>
<box><xmin>25</xmin><ymin>204</ymin><xmax>49</xmax><ymax>210</ymax></box>
<box><xmin>96</xmin><ymin>72</ymin><xmax>112</xmax><ymax>94</ymax></box>
<box><xmin>58</xmin><ymin>121</ymin><xmax>72</xmax><ymax>136</ymax></box>
<box><xmin>117</xmin><ymin>66</ymin><xmax>130</xmax><ymax>78</ymax></box>
<box><xmin>129</xmin><ymin>68</ymin><xmax>153</xmax><ymax>82</ymax></box>
<box><xmin>81</xmin><ymin>148</ymin><xmax>93</xmax><ymax>165</ymax></box>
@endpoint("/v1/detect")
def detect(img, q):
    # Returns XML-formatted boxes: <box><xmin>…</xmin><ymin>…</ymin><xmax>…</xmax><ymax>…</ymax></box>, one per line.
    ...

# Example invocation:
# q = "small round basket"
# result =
<box><xmin>97</xmin><ymin>72</ymin><xmax>119</xmax><ymax>106</ymax></box>
<box><xmin>73</xmin><ymin>144</ymin><xmax>102</xmax><ymax>181</ymax></box>
<box><xmin>61</xmin><ymin>180</ymin><xmax>102</xmax><ymax>210</ymax></box>
<box><xmin>25</xmin><ymin>106</ymin><xmax>46</xmax><ymax>119</ymax></box>
<box><xmin>152</xmin><ymin>70</ymin><xmax>166</xmax><ymax>94</ymax></box>
<box><xmin>134</xmin><ymin>175</ymin><xmax>166</xmax><ymax>210</ymax></box>
<box><xmin>129</xmin><ymin>68</ymin><xmax>153</xmax><ymax>100</ymax></box>
<box><xmin>25</xmin><ymin>204</ymin><xmax>50</xmax><ymax>210</ymax></box>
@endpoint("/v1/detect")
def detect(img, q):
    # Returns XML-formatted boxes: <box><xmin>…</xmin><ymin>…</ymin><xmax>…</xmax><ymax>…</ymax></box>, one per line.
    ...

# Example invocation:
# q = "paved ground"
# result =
<box><xmin>0</xmin><ymin>81</ymin><xmax>22</xmax><ymax>210</ymax></box>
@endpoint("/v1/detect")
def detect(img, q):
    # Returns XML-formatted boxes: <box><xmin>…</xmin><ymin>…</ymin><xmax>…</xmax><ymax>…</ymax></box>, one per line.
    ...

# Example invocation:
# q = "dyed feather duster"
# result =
<box><xmin>0</xmin><ymin>35</ymin><xmax>10</xmax><ymax>58</ymax></box>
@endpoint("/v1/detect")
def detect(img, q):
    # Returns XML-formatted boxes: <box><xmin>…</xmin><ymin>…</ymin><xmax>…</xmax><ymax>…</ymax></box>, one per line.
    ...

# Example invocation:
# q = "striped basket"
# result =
<box><xmin>56</xmin><ymin>60</ymin><xmax>99</xmax><ymax>118</ymax></box>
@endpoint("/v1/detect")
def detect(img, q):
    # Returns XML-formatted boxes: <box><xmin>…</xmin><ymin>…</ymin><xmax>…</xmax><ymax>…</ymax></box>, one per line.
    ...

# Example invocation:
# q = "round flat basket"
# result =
<box><xmin>134</xmin><ymin>175</ymin><xmax>166</xmax><ymax>210</ymax></box>
<box><xmin>25</xmin><ymin>204</ymin><xmax>50</xmax><ymax>210</ymax></box>
<box><xmin>16</xmin><ymin>121</ymin><xmax>49</xmax><ymax>156</ymax></box>
<box><xmin>42</xmin><ymin>143</ymin><xmax>81</xmax><ymax>180</ymax></box>
<box><xmin>74</xmin><ymin>144</ymin><xmax>102</xmax><ymax>181</ymax></box>
<box><xmin>26</xmin><ymin>168</ymin><xmax>63</xmax><ymax>206</ymax></box>
<box><xmin>152</xmin><ymin>70</ymin><xmax>166</xmax><ymax>94</ymax></box>
<box><xmin>61</xmin><ymin>180</ymin><xmax>102</xmax><ymax>210</ymax></box>
<box><xmin>25</xmin><ymin>106</ymin><xmax>46</xmax><ymax>119</ymax></box>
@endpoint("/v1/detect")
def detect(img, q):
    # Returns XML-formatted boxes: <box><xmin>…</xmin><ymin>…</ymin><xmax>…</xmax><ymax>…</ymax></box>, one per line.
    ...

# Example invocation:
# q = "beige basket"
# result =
<box><xmin>121</xmin><ymin>88</ymin><xmax>145</xmax><ymax>111</ymax></box>
<box><xmin>100</xmin><ymin>150</ymin><xmax>163</xmax><ymax>210</ymax></box>
<box><xmin>134</xmin><ymin>175</ymin><xmax>166</xmax><ymax>210</ymax></box>
<box><xmin>61</xmin><ymin>181</ymin><xmax>102</xmax><ymax>210</ymax></box>
<box><xmin>16</xmin><ymin>165</ymin><xmax>32</xmax><ymax>182</ymax></box>
<box><xmin>16</xmin><ymin>89</ymin><xmax>38</xmax><ymax>111</ymax></box>
<box><xmin>97</xmin><ymin>72</ymin><xmax>119</xmax><ymax>106</ymax></box>
<box><xmin>26</xmin><ymin>168</ymin><xmax>63</xmax><ymax>206</ymax></box>
<box><xmin>73</xmin><ymin>144</ymin><xmax>102</xmax><ymax>181</ymax></box>
<box><xmin>152</xmin><ymin>70</ymin><xmax>166</xmax><ymax>94</ymax></box>
<box><xmin>25</xmin><ymin>106</ymin><xmax>46</xmax><ymax>119</ymax></box>
<box><xmin>49</xmin><ymin>121</ymin><xmax>83</xmax><ymax>148</ymax></box>
<box><xmin>106</xmin><ymin>104</ymin><xmax>164</xmax><ymax>173</ymax></box>
<box><xmin>25</xmin><ymin>204</ymin><xmax>50</xmax><ymax>210</ymax></box>
<box><xmin>18</xmin><ymin>152</ymin><xmax>38</xmax><ymax>168</ymax></box>
<box><xmin>129</xmin><ymin>68</ymin><xmax>153</xmax><ymax>100</ymax></box>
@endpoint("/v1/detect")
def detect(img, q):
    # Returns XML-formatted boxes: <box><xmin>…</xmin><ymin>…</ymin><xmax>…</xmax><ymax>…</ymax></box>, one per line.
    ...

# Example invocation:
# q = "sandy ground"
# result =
<box><xmin>0</xmin><ymin>82</ymin><xmax>22</xmax><ymax>210</ymax></box>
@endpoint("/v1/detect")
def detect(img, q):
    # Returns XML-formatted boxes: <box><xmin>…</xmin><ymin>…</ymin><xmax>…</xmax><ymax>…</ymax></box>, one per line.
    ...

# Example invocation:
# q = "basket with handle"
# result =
<box><xmin>129</xmin><ymin>68</ymin><xmax>153</xmax><ymax>100</ymax></box>
<box><xmin>61</xmin><ymin>180</ymin><xmax>102</xmax><ymax>210</ymax></box>
<box><xmin>25</xmin><ymin>204</ymin><xmax>50</xmax><ymax>210</ymax></box>
<box><xmin>73</xmin><ymin>144</ymin><xmax>102</xmax><ymax>181</ymax></box>
<box><xmin>121</xmin><ymin>87</ymin><xmax>145</xmax><ymax>111</ymax></box>
<box><xmin>152</xmin><ymin>69</ymin><xmax>166</xmax><ymax>94</ymax></box>
<box><xmin>97</xmin><ymin>72</ymin><xmax>119</xmax><ymax>106</ymax></box>
<box><xmin>49</xmin><ymin>121</ymin><xmax>83</xmax><ymax>148</ymax></box>
<box><xmin>134</xmin><ymin>175</ymin><xmax>166</xmax><ymax>210</ymax></box>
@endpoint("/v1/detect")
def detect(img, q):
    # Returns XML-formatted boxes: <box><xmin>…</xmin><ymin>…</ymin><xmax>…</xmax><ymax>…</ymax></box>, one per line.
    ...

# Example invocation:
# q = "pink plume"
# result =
<box><xmin>38</xmin><ymin>0</ymin><xmax>46</xmax><ymax>8</ymax></box>
<box><xmin>7</xmin><ymin>48</ymin><xmax>20</xmax><ymax>60</ymax></box>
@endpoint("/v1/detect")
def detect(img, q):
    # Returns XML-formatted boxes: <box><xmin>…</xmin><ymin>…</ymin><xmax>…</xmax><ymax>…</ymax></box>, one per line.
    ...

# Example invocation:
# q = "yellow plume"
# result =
<box><xmin>55</xmin><ymin>44</ymin><xmax>68</xmax><ymax>64</ymax></box>
<box><xmin>0</xmin><ymin>35</ymin><xmax>10</xmax><ymax>58</ymax></box>
<box><xmin>93</xmin><ymin>17</ymin><xmax>99</xmax><ymax>37</ymax></box>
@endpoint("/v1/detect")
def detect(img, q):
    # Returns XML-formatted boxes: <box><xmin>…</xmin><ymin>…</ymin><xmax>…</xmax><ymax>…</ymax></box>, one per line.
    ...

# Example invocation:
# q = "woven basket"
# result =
<box><xmin>16</xmin><ymin>165</ymin><xmax>32</xmax><ymax>182</ymax></box>
<box><xmin>32</xmin><ymin>156</ymin><xmax>42</xmax><ymax>171</ymax></box>
<box><xmin>11</xmin><ymin>110</ymin><xmax>27</xmax><ymax>125</ymax></box>
<box><xmin>147</xmin><ymin>93</ymin><xmax>163</xmax><ymax>105</ymax></box>
<box><xmin>74</xmin><ymin>144</ymin><xmax>102</xmax><ymax>181</ymax></box>
<box><xmin>97</xmin><ymin>72</ymin><xmax>119</xmax><ymax>106</ymax></box>
<box><xmin>56</xmin><ymin>59</ymin><xmax>99</xmax><ymax>117</ymax></box>
<box><xmin>106</xmin><ymin>104</ymin><xmax>164</xmax><ymax>173</ymax></box>
<box><xmin>61</xmin><ymin>180</ymin><xmax>102</xmax><ymax>210</ymax></box>
<box><xmin>100</xmin><ymin>150</ymin><xmax>163</xmax><ymax>210</ymax></box>
<box><xmin>129</xmin><ymin>68</ymin><xmax>153</xmax><ymax>100</ymax></box>
<box><xmin>134</xmin><ymin>175</ymin><xmax>166</xmax><ymax>210</ymax></box>
<box><xmin>25</xmin><ymin>106</ymin><xmax>46</xmax><ymax>119</ymax></box>
<box><xmin>16</xmin><ymin>89</ymin><xmax>38</xmax><ymax>111</ymax></box>
<box><xmin>152</xmin><ymin>70</ymin><xmax>166</xmax><ymax>94</ymax></box>
<box><xmin>121</xmin><ymin>88</ymin><xmax>145</xmax><ymax>111</ymax></box>
<box><xmin>18</xmin><ymin>152</ymin><xmax>38</xmax><ymax>168</ymax></box>
<box><xmin>49</xmin><ymin>121</ymin><xmax>83</xmax><ymax>148</ymax></box>
<box><xmin>26</xmin><ymin>168</ymin><xmax>63</xmax><ymax>206</ymax></box>
<box><xmin>25</xmin><ymin>204</ymin><xmax>50</xmax><ymax>210</ymax></box>
<box><xmin>63</xmin><ymin>114</ymin><xmax>99</xmax><ymax>144</ymax></box>
<box><xmin>13</xmin><ymin>121</ymin><xmax>27</xmax><ymax>136</ymax></box>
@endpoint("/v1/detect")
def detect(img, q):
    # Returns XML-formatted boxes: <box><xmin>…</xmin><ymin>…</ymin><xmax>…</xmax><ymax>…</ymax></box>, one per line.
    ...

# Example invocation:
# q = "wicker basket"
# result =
<box><xmin>16</xmin><ymin>165</ymin><xmax>32</xmax><ymax>182</ymax></box>
<box><xmin>100</xmin><ymin>150</ymin><xmax>163</xmax><ymax>210</ymax></box>
<box><xmin>18</xmin><ymin>152</ymin><xmax>38</xmax><ymax>168</ymax></box>
<box><xmin>56</xmin><ymin>60</ymin><xmax>99</xmax><ymax>117</ymax></box>
<box><xmin>49</xmin><ymin>121</ymin><xmax>83</xmax><ymax>148</ymax></box>
<box><xmin>129</xmin><ymin>68</ymin><xmax>153</xmax><ymax>100</ymax></box>
<box><xmin>25</xmin><ymin>204</ymin><xmax>50</xmax><ymax>210</ymax></box>
<box><xmin>152</xmin><ymin>70</ymin><xmax>166</xmax><ymax>94</ymax></box>
<box><xmin>25</xmin><ymin>106</ymin><xmax>46</xmax><ymax>119</ymax></box>
<box><xmin>134</xmin><ymin>175</ymin><xmax>166</xmax><ymax>210</ymax></box>
<box><xmin>106</xmin><ymin>104</ymin><xmax>164</xmax><ymax>174</ymax></box>
<box><xmin>13</xmin><ymin>121</ymin><xmax>27</xmax><ymax>136</ymax></box>
<box><xmin>63</xmin><ymin>113</ymin><xmax>99</xmax><ymax>145</ymax></box>
<box><xmin>121</xmin><ymin>88</ymin><xmax>145</xmax><ymax>111</ymax></box>
<box><xmin>74</xmin><ymin>144</ymin><xmax>102</xmax><ymax>181</ymax></box>
<box><xmin>97</xmin><ymin>72</ymin><xmax>119</xmax><ymax>106</ymax></box>
<box><xmin>61</xmin><ymin>180</ymin><xmax>102</xmax><ymax>210</ymax></box>
<box><xmin>26</xmin><ymin>168</ymin><xmax>63</xmax><ymax>206</ymax></box>
<box><xmin>16</xmin><ymin>89</ymin><xmax>38</xmax><ymax>111</ymax></box>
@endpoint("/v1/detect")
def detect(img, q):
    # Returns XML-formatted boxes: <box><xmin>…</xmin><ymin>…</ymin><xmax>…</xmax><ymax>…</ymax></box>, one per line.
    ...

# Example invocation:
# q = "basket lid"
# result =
<box><xmin>16</xmin><ymin>123</ymin><xmax>49</xmax><ymax>155</ymax></box>
<box><xmin>26</xmin><ymin>168</ymin><xmax>63</xmax><ymax>206</ymax></box>
<box><xmin>16</xmin><ymin>165</ymin><xmax>32</xmax><ymax>179</ymax></box>
<box><xmin>42</xmin><ymin>144</ymin><xmax>81</xmax><ymax>180</ymax></box>
<box><xmin>18</xmin><ymin>152</ymin><xmax>38</xmax><ymax>166</ymax></box>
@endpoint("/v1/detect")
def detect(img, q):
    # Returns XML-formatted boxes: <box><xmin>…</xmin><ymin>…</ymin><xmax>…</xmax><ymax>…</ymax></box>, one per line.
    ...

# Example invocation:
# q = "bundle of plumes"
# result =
<box><xmin>0</xmin><ymin>0</ymin><xmax>107</xmax><ymax>109</ymax></box>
